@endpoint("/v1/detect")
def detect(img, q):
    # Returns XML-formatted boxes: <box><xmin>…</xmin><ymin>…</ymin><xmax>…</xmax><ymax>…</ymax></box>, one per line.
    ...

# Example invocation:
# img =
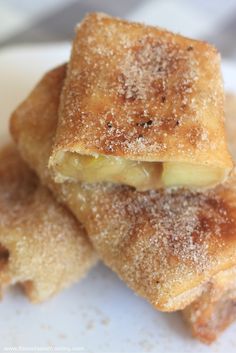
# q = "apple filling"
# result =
<box><xmin>54</xmin><ymin>152</ymin><xmax>227</xmax><ymax>190</ymax></box>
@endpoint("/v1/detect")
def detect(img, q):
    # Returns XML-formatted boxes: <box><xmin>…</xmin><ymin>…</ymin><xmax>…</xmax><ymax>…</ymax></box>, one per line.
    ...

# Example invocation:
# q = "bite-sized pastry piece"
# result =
<box><xmin>10</xmin><ymin>66</ymin><xmax>236</xmax><ymax>313</ymax></box>
<box><xmin>49</xmin><ymin>13</ymin><xmax>233</xmax><ymax>190</ymax></box>
<box><xmin>183</xmin><ymin>267</ymin><xmax>236</xmax><ymax>344</ymax></box>
<box><xmin>0</xmin><ymin>144</ymin><xmax>97</xmax><ymax>303</ymax></box>
<box><xmin>183</xmin><ymin>92</ymin><xmax>236</xmax><ymax>344</ymax></box>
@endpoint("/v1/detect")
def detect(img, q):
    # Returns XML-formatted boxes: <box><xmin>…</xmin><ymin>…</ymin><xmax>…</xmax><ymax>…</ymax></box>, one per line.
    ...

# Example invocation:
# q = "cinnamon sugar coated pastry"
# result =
<box><xmin>10</xmin><ymin>65</ymin><xmax>236</xmax><ymax>320</ymax></box>
<box><xmin>183</xmin><ymin>267</ymin><xmax>236</xmax><ymax>344</ymax></box>
<box><xmin>0</xmin><ymin>144</ymin><xmax>97</xmax><ymax>303</ymax></box>
<box><xmin>49</xmin><ymin>13</ymin><xmax>233</xmax><ymax>190</ymax></box>
<box><xmin>183</xmin><ymin>93</ymin><xmax>236</xmax><ymax>344</ymax></box>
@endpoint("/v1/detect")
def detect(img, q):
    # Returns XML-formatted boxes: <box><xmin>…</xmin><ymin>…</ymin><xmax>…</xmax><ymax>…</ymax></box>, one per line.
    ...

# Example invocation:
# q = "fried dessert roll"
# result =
<box><xmin>10</xmin><ymin>65</ymin><xmax>236</xmax><ymax>313</ymax></box>
<box><xmin>183</xmin><ymin>93</ymin><xmax>236</xmax><ymax>344</ymax></box>
<box><xmin>49</xmin><ymin>13</ymin><xmax>233</xmax><ymax>190</ymax></box>
<box><xmin>0</xmin><ymin>144</ymin><xmax>97</xmax><ymax>303</ymax></box>
<box><xmin>183</xmin><ymin>268</ymin><xmax>236</xmax><ymax>344</ymax></box>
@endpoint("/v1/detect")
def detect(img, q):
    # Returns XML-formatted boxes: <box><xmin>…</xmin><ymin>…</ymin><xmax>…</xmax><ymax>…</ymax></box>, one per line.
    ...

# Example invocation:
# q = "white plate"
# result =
<box><xmin>0</xmin><ymin>44</ymin><xmax>236</xmax><ymax>353</ymax></box>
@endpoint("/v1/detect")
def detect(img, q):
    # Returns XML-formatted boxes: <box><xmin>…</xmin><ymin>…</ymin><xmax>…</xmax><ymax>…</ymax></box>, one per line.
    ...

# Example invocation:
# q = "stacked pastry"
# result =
<box><xmin>3</xmin><ymin>12</ymin><xmax>236</xmax><ymax>344</ymax></box>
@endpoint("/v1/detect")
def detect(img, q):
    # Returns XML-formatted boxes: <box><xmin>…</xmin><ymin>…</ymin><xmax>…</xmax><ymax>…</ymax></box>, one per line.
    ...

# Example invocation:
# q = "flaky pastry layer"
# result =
<box><xmin>49</xmin><ymin>13</ymin><xmax>233</xmax><ymax>190</ymax></box>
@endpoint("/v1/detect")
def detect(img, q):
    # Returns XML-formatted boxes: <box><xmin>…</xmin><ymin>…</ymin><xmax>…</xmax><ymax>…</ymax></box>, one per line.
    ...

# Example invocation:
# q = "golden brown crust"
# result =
<box><xmin>183</xmin><ymin>92</ymin><xmax>236</xmax><ymax>343</ymax></box>
<box><xmin>10</xmin><ymin>66</ymin><xmax>236</xmax><ymax>312</ymax></box>
<box><xmin>0</xmin><ymin>143</ymin><xmax>97</xmax><ymax>303</ymax></box>
<box><xmin>50</xmin><ymin>13</ymin><xmax>232</xmax><ymax>177</ymax></box>
<box><xmin>183</xmin><ymin>267</ymin><xmax>236</xmax><ymax>344</ymax></box>
<box><xmin>11</xmin><ymin>65</ymin><xmax>67</xmax><ymax>193</ymax></box>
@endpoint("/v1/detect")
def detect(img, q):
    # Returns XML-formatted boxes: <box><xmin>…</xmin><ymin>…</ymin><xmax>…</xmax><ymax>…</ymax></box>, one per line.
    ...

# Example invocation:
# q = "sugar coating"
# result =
<box><xmin>183</xmin><ymin>266</ymin><xmax>236</xmax><ymax>343</ymax></box>
<box><xmin>0</xmin><ymin>144</ymin><xmax>96</xmax><ymax>302</ymax></box>
<box><xmin>51</xmin><ymin>13</ymin><xmax>232</xmax><ymax>173</ymax></box>
<box><xmin>11</xmin><ymin>65</ymin><xmax>236</xmax><ymax>311</ymax></box>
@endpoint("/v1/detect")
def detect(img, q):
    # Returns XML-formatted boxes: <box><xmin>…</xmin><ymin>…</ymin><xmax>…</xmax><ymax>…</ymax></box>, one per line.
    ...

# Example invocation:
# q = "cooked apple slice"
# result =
<box><xmin>55</xmin><ymin>150</ymin><xmax>227</xmax><ymax>190</ymax></box>
<box><xmin>56</xmin><ymin>152</ymin><xmax>162</xmax><ymax>190</ymax></box>
<box><xmin>162</xmin><ymin>162</ymin><xmax>227</xmax><ymax>188</ymax></box>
